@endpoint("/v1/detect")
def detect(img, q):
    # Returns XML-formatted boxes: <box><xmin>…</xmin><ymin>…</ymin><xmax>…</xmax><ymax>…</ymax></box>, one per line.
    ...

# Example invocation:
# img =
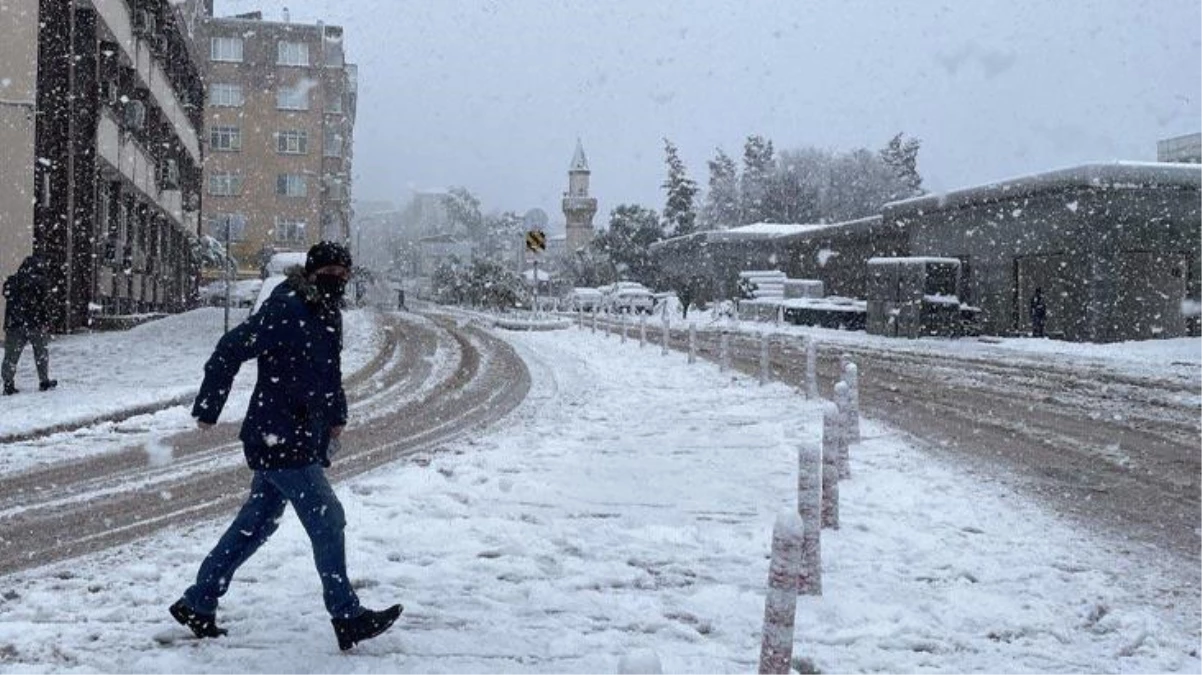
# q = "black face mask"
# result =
<box><xmin>314</xmin><ymin>274</ymin><xmax>347</xmax><ymax>306</ymax></box>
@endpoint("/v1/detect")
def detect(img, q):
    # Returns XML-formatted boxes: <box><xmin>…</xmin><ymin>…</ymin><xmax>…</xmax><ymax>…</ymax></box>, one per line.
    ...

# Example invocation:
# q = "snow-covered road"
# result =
<box><xmin>0</xmin><ymin>310</ymin><xmax>1196</xmax><ymax>673</ymax></box>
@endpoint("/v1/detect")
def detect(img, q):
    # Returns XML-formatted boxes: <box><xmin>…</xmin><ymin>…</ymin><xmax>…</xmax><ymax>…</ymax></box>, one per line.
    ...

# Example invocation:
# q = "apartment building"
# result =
<box><xmin>199</xmin><ymin>10</ymin><xmax>357</xmax><ymax>278</ymax></box>
<box><xmin>0</xmin><ymin>0</ymin><xmax>207</xmax><ymax>333</ymax></box>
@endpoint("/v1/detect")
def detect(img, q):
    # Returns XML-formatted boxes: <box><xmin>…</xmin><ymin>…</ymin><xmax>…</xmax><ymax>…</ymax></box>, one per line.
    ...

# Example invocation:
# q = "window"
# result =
<box><xmin>325</xmin><ymin>93</ymin><xmax>343</xmax><ymax>114</ymax></box>
<box><xmin>208</xmin><ymin>173</ymin><xmax>244</xmax><ymax>196</ymax></box>
<box><xmin>210</xmin><ymin>37</ymin><xmax>243</xmax><ymax>62</ymax></box>
<box><xmin>210</xmin><ymin>125</ymin><xmax>242</xmax><ymax>152</ymax></box>
<box><xmin>276</xmin><ymin>84</ymin><xmax>309</xmax><ymax>110</ymax></box>
<box><xmin>276</xmin><ymin>174</ymin><xmax>307</xmax><ymax>197</ymax></box>
<box><xmin>274</xmin><ymin>218</ymin><xmax>307</xmax><ymax>244</ymax></box>
<box><xmin>277</xmin><ymin>41</ymin><xmax>310</xmax><ymax>66</ymax></box>
<box><xmin>323</xmin><ymin>132</ymin><xmax>343</xmax><ymax>157</ymax></box>
<box><xmin>277</xmin><ymin>130</ymin><xmax>309</xmax><ymax>155</ymax></box>
<box><xmin>209</xmin><ymin>83</ymin><xmax>243</xmax><ymax>107</ymax></box>
<box><xmin>207</xmin><ymin>213</ymin><xmax>247</xmax><ymax>241</ymax></box>
<box><xmin>321</xmin><ymin>212</ymin><xmax>341</xmax><ymax>240</ymax></box>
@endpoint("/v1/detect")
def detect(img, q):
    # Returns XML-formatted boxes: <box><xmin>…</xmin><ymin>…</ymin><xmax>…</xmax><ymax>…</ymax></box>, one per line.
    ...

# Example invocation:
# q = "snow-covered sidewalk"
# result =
<box><xmin>0</xmin><ymin>307</ymin><xmax>385</xmax><ymax>474</ymax></box>
<box><xmin>0</xmin><ymin>322</ymin><xmax>1196</xmax><ymax>673</ymax></box>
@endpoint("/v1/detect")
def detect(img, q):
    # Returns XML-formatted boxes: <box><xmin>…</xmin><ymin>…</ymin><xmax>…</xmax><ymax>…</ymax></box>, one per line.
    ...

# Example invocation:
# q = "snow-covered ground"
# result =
<box><xmin>0</xmin><ymin>311</ymin><xmax>1197</xmax><ymax>673</ymax></box>
<box><xmin>0</xmin><ymin>308</ymin><xmax>385</xmax><ymax>475</ymax></box>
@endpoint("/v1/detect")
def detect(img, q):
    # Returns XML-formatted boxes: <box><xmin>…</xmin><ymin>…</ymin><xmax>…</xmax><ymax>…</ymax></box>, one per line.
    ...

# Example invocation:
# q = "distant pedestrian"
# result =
<box><xmin>1030</xmin><ymin>287</ymin><xmax>1047</xmax><ymax>338</ymax></box>
<box><xmin>170</xmin><ymin>241</ymin><xmax>402</xmax><ymax>651</ymax></box>
<box><xmin>397</xmin><ymin>288</ymin><xmax>406</xmax><ymax>310</ymax></box>
<box><xmin>2</xmin><ymin>255</ymin><xmax>57</xmax><ymax>395</ymax></box>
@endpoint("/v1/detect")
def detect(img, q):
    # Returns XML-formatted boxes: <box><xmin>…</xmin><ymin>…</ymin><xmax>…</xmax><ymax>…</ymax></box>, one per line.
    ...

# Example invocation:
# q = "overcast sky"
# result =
<box><xmin>217</xmin><ymin>0</ymin><xmax>1201</xmax><ymax>226</ymax></box>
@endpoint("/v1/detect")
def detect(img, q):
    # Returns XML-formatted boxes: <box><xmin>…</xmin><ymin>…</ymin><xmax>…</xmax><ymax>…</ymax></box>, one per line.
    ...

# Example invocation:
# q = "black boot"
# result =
<box><xmin>169</xmin><ymin>599</ymin><xmax>227</xmax><ymax>638</ymax></box>
<box><xmin>331</xmin><ymin>604</ymin><xmax>402</xmax><ymax>651</ymax></box>
<box><xmin>2</xmin><ymin>383</ymin><xmax>16</xmax><ymax>396</ymax></box>
<box><xmin>39</xmin><ymin>379</ymin><xmax>57</xmax><ymax>391</ymax></box>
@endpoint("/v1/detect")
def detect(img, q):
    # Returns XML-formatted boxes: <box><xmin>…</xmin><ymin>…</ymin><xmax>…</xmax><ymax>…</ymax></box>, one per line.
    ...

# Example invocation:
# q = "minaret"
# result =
<box><xmin>562</xmin><ymin>139</ymin><xmax>597</xmax><ymax>253</ymax></box>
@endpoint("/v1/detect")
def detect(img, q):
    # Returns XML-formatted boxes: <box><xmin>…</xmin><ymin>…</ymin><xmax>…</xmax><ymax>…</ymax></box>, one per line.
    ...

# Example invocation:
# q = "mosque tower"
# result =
<box><xmin>562</xmin><ymin>139</ymin><xmax>597</xmax><ymax>253</ymax></box>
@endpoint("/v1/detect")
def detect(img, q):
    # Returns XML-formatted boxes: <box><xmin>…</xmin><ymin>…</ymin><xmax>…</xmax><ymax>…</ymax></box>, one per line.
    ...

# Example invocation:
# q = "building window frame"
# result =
<box><xmin>207</xmin><ymin>212</ymin><xmax>248</xmax><ymax>241</ymax></box>
<box><xmin>209</xmin><ymin>83</ymin><xmax>244</xmax><ymax>107</ymax></box>
<box><xmin>277</xmin><ymin>130</ymin><xmax>309</xmax><ymax>155</ymax></box>
<box><xmin>276</xmin><ymin>84</ymin><xmax>310</xmax><ymax>111</ymax></box>
<box><xmin>274</xmin><ymin>217</ymin><xmax>308</xmax><ymax>244</ymax></box>
<box><xmin>323</xmin><ymin>132</ymin><xmax>343</xmax><ymax>158</ymax></box>
<box><xmin>208</xmin><ymin>173</ymin><xmax>244</xmax><ymax>197</ymax></box>
<box><xmin>276</xmin><ymin>174</ymin><xmax>308</xmax><ymax>198</ymax></box>
<box><xmin>210</xmin><ymin>37</ymin><xmax>244</xmax><ymax>62</ymax></box>
<box><xmin>209</xmin><ymin>125</ymin><xmax>242</xmax><ymax>152</ymax></box>
<box><xmin>277</xmin><ymin>41</ymin><xmax>310</xmax><ymax>67</ymax></box>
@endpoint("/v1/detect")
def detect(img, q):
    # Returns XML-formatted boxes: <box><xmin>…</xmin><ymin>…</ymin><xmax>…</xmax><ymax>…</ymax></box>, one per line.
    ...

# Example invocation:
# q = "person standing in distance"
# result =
<box><xmin>169</xmin><ymin>241</ymin><xmax>401</xmax><ymax>651</ymax></box>
<box><xmin>2</xmin><ymin>254</ymin><xmax>57</xmax><ymax>395</ymax></box>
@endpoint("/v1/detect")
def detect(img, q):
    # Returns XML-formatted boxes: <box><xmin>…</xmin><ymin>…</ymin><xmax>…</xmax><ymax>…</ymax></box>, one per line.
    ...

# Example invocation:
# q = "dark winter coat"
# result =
<box><xmin>192</xmin><ymin>270</ymin><xmax>348</xmax><ymax>470</ymax></box>
<box><xmin>3</xmin><ymin>256</ymin><xmax>52</xmax><ymax>332</ymax></box>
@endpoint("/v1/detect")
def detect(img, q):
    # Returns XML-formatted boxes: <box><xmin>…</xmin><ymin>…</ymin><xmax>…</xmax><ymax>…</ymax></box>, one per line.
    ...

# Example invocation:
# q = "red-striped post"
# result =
<box><xmin>758</xmin><ymin>510</ymin><xmax>803</xmax><ymax>675</ymax></box>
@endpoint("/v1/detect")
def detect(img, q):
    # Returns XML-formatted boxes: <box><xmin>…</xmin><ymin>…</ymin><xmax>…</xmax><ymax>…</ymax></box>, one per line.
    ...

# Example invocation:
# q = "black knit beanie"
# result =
<box><xmin>305</xmin><ymin>241</ymin><xmax>353</xmax><ymax>275</ymax></box>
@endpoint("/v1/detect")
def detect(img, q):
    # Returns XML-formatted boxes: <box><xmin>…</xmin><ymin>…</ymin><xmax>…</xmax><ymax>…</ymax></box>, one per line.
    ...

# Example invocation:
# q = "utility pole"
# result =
<box><xmin>223</xmin><ymin>215</ymin><xmax>232</xmax><ymax>332</ymax></box>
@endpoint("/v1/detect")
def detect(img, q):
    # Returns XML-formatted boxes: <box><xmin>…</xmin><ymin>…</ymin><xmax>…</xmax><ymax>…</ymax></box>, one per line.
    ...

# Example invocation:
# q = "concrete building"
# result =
<box><xmin>1</xmin><ymin>0</ymin><xmax>207</xmax><ymax>332</ymax></box>
<box><xmin>884</xmin><ymin>163</ymin><xmax>1200</xmax><ymax>342</ymax></box>
<box><xmin>1157</xmin><ymin>133</ymin><xmax>1201</xmax><ymax>164</ymax></box>
<box><xmin>562</xmin><ymin>139</ymin><xmax>597</xmax><ymax>254</ymax></box>
<box><xmin>198</xmin><ymin>9</ymin><xmax>357</xmax><ymax>277</ymax></box>
<box><xmin>652</xmin><ymin>162</ymin><xmax>1201</xmax><ymax>342</ymax></box>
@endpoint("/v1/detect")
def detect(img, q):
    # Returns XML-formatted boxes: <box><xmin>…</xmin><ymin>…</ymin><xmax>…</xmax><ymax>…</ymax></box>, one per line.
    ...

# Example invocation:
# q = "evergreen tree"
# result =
<box><xmin>740</xmin><ymin>135</ymin><xmax>775</xmax><ymax>224</ymax></box>
<box><xmin>880</xmin><ymin>132</ymin><xmax>924</xmax><ymax>197</ymax></box>
<box><xmin>590</xmin><ymin>204</ymin><xmax>664</xmax><ymax>285</ymax></box>
<box><xmin>661</xmin><ymin>138</ymin><xmax>700</xmax><ymax>237</ymax></box>
<box><xmin>701</xmin><ymin>148</ymin><xmax>740</xmax><ymax>230</ymax></box>
<box><xmin>442</xmin><ymin>187</ymin><xmax>485</xmax><ymax>242</ymax></box>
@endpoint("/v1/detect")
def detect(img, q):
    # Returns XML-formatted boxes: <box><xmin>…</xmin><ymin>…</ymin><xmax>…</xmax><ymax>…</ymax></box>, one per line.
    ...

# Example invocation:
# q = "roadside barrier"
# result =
<box><xmin>758</xmin><ymin>511</ymin><xmax>803</xmax><ymax>675</ymax></box>
<box><xmin>797</xmin><ymin>440</ymin><xmax>822</xmax><ymax>595</ymax></box>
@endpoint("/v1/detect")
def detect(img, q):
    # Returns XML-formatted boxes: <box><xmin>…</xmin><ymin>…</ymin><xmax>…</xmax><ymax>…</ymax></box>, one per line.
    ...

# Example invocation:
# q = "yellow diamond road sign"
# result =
<box><xmin>526</xmin><ymin>229</ymin><xmax>546</xmax><ymax>253</ymax></box>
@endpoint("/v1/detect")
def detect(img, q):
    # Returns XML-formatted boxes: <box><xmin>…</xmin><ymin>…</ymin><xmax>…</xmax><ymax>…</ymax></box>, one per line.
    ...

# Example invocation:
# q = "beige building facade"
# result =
<box><xmin>199</xmin><ymin>10</ymin><xmax>357</xmax><ymax>278</ymax></box>
<box><xmin>0</xmin><ymin>0</ymin><xmax>39</xmax><ymax>326</ymax></box>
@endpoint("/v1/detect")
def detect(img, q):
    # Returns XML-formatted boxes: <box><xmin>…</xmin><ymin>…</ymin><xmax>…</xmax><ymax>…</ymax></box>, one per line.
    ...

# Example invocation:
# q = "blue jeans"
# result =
<box><xmin>182</xmin><ymin>465</ymin><xmax>362</xmax><ymax>619</ymax></box>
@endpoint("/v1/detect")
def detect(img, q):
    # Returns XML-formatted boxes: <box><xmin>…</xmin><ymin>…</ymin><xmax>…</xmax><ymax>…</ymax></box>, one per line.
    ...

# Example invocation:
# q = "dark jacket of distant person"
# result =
<box><xmin>191</xmin><ymin>268</ymin><xmax>348</xmax><ymax>470</ymax></box>
<box><xmin>3</xmin><ymin>255</ymin><xmax>53</xmax><ymax>331</ymax></box>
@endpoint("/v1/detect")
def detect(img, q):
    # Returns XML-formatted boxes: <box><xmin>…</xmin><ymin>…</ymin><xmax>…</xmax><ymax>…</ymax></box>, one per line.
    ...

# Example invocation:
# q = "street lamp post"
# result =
<box><xmin>223</xmin><ymin>215</ymin><xmax>232</xmax><ymax>333</ymax></box>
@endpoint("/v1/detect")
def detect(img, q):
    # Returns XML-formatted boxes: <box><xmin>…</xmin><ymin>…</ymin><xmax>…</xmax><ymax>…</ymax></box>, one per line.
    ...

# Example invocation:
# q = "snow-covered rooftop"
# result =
<box><xmin>569</xmin><ymin>138</ymin><xmax>590</xmax><ymax>172</ymax></box>
<box><xmin>885</xmin><ymin>161</ymin><xmax>1202</xmax><ymax>216</ymax></box>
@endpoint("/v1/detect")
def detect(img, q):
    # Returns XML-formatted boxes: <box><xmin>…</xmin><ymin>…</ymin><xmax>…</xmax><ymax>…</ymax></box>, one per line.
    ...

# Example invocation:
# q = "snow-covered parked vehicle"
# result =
<box><xmin>565</xmin><ymin>287</ymin><xmax>604</xmax><ymax>312</ymax></box>
<box><xmin>599</xmin><ymin>282</ymin><xmax>655</xmax><ymax>314</ymax></box>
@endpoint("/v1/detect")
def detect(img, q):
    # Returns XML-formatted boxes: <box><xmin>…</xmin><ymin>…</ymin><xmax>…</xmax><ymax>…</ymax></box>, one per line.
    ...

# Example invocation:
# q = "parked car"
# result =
<box><xmin>198</xmin><ymin>278</ymin><xmax>264</xmax><ymax>308</ymax></box>
<box><xmin>565</xmin><ymin>287</ymin><xmax>604</xmax><ymax>312</ymax></box>
<box><xmin>600</xmin><ymin>282</ymin><xmax>655</xmax><ymax>314</ymax></box>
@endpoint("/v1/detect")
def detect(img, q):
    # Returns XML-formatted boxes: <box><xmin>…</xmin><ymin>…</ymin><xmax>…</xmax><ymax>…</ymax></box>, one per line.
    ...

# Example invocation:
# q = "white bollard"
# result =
<box><xmin>661</xmin><ymin>315</ymin><xmax>670</xmax><ymax>356</ymax></box>
<box><xmin>720</xmin><ymin>330</ymin><xmax>731</xmax><ymax>373</ymax></box>
<box><xmin>821</xmin><ymin>402</ymin><xmax>841</xmax><ymax>529</ymax></box>
<box><xmin>797</xmin><ymin>440</ymin><xmax>823</xmax><ymax>595</ymax></box>
<box><xmin>688</xmin><ymin>323</ymin><xmax>697</xmax><ymax>364</ymax></box>
<box><xmin>617</xmin><ymin>649</ymin><xmax>663</xmax><ymax>674</ymax></box>
<box><xmin>591</xmin><ymin>312</ymin><xmax>597</xmax><ymax>334</ymax></box>
<box><xmin>843</xmin><ymin>362</ymin><xmax>860</xmax><ymax>442</ymax></box>
<box><xmin>758</xmin><ymin>511</ymin><xmax>803</xmax><ymax>675</ymax></box>
<box><xmin>759</xmin><ymin>331</ymin><xmax>770</xmax><ymax>385</ymax></box>
<box><xmin>805</xmin><ymin>339</ymin><xmax>819</xmax><ymax>400</ymax></box>
<box><xmin>639</xmin><ymin>315</ymin><xmax>646</xmax><ymax>348</ymax></box>
<box><xmin>832</xmin><ymin>382</ymin><xmax>852</xmax><ymax>480</ymax></box>
<box><xmin>621</xmin><ymin>315</ymin><xmax>628</xmax><ymax>343</ymax></box>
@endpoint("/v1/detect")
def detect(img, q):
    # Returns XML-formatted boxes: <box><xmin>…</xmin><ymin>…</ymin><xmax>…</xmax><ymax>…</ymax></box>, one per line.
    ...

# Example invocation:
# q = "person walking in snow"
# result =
<box><xmin>1029</xmin><ymin>287</ymin><xmax>1047</xmax><ymax>338</ymax></box>
<box><xmin>169</xmin><ymin>241</ymin><xmax>402</xmax><ymax>651</ymax></box>
<box><xmin>2</xmin><ymin>254</ymin><xmax>57</xmax><ymax>396</ymax></box>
